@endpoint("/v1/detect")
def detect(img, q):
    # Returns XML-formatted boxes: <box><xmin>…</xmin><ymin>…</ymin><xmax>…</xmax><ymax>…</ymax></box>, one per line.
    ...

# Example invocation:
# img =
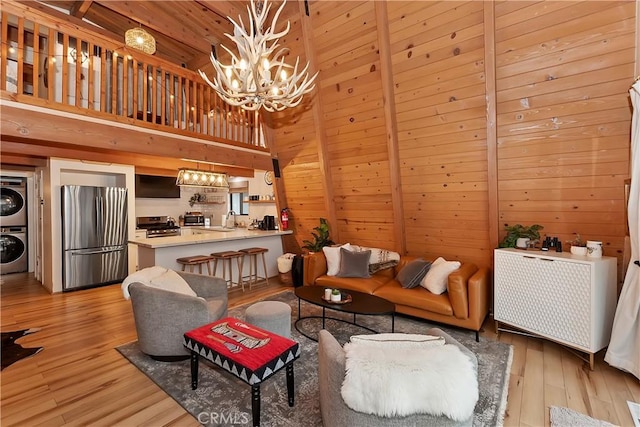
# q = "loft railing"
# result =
<box><xmin>0</xmin><ymin>6</ymin><xmax>263</xmax><ymax>148</ymax></box>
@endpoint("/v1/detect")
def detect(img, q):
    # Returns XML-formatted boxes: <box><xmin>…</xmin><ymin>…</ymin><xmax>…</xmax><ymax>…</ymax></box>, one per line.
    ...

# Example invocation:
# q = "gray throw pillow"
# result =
<box><xmin>337</xmin><ymin>248</ymin><xmax>372</xmax><ymax>278</ymax></box>
<box><xmin>395</xmin><ymin>259</ymin><xmax>432</xmax><ymax>289</ymax></box>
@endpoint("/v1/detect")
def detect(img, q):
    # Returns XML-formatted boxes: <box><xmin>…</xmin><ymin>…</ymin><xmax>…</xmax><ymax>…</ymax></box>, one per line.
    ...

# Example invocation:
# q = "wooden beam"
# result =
<box><xmin>0</xmin><ymin>139</ymin><xmax>255</xmax><ymax>177</ymax></box>
<box><xmin>196</xmin><ymin>0</ymin><xmax>243</xmax><ymax>21</ymax></box>
<box><xmin>484</xmin><ymin>1</ymin><xmax>499</xmax><ymax>251</ymax></box>
<box><xmin>297</xmin><ymin>0</ymin><xmax>338</xmax><ymax>241</ymax></box>
<box><xmin>70</xmin><ymin>0</ymin><xmax>93</xmax><ymax>18</ymax></box>
<box><xmin>374</xmin><ymin>1</ymin><xmax>405</xmax><ymax>255</ymax></box>
<box><xmin>0</xmin><ymin>100</ymin><xmax>272</xmax><ymax>170</ymax></box>
<box><xmin>0</xmin><ymin>153</ymin><xmax>46</xmax><ymax>167</ymax></box>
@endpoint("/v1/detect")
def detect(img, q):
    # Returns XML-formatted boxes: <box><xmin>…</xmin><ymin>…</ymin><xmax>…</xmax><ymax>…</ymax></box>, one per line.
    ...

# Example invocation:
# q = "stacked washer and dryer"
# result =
<box><xmin>0</xmin><ymin>176</ymin><xmax>28</xmax><ymax>274</ymax></box>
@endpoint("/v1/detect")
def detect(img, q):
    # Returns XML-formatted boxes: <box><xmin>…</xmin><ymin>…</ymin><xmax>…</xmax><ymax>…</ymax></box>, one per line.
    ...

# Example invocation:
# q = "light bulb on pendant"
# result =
<box><xmin>262</xmin><ymin>58</ymin><xmax>269</xmax><ymax>70</ymax></box>
<box><xmin>271</xmin><ymin>87</ymin><xmax>279</xmax><ymax>95</ymax></box>
<box><xmin>239</xmin><ymin>59</ymin><xmax>247</xmax><ymax>70</ymax></box>
<box><xmin>225</xmin><ymin>68</ymin><xmax>232</xmax><ymax>79</ymax></box>
<box><xmin>280</xmin><ymin>70</ymin><xmax>287</xmax><ymax>80</ymax></box>
<box><xmin>232</xmin><ymin>80</ymin><xmax>239</xmax><ymax>89</ymax></box>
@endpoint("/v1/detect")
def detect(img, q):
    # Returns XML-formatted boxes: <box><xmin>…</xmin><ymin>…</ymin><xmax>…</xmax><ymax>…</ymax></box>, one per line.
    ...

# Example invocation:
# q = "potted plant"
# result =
<box><xmin>330</xmin><ymin>288</ymin><xmax>342</xmax><ymax>302</ymax></box>
<box><xmin>567</xmin><ymin>234</ymin><xmax>588</xmax><ymax>256</ymax></box>
<box><xmin>302</xmin><ymin>218</ymin><xmax>335</xmax><ymax>253</ymax></box>
<box><xmin>498</xmin><ymin>224</ymin><xmax>544</xmax><ymax>248</ymax></box>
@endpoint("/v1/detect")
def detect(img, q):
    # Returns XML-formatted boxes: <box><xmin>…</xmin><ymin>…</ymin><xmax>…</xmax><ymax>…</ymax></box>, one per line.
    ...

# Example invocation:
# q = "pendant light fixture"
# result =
<box><xmin>199</xmin><ymin>0</ymin><xmax>317</xmax><ymax>112</ymax></box>
<box><xmin>125</xmin><ymin>24</ymin><xmax>156</xmax><ymax>55</ymax></box>
<box><xmin>176</xmin><ymin>168</ymin><xmax>229</xmax><ymax>188</ymax></box>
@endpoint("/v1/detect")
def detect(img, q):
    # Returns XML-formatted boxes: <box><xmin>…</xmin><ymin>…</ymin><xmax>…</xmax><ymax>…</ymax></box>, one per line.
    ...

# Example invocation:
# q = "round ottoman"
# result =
<box><xmin>245</xmin><ymin>301</ymin><xmax>292</xmax><ymax>338</ymax></box>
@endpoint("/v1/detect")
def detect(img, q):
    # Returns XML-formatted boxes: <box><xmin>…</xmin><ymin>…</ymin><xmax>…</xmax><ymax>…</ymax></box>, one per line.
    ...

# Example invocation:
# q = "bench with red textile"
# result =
<box><xmin>184</xmin><ymin>317</ymin><xmax>300</xmax><ymax>427</ymax></box>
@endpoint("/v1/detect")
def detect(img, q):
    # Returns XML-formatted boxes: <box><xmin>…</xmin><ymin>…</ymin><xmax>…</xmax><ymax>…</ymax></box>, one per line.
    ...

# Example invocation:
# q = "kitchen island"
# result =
<box><xmin>129</xmin><ymin>227</ymin><xmax>293</xmax><ymax>279</ymax></box>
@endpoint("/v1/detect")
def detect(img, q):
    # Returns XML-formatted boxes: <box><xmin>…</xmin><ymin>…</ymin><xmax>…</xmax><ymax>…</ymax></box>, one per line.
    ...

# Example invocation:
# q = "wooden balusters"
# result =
<box><xmin>1</xmin><ymin>12</ymin><xmax>7</xmax><ymax>91</ymax></box>
<box><xmin>16</xmin><ymin>17</ymin><xmax>24</xmax><ymax>95</ymax></box>
<box><xmin>32</xmin><ymin>23</ymin><xmax>39</xmax><ymax>99</ymax></box>
<box><xmin>0</xmin><ymin>9</ymin><xmax>263</xmax><ymax>148</ymax></box>
<box><xmin>87</xmin><ymin>42</ymin><xmax>94</xmax><ymax>110</ymax></box>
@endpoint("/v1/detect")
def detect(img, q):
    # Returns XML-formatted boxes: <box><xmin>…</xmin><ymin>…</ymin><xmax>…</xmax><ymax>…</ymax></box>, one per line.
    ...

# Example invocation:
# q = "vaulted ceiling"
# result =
<box><xmin>36</xmin><ymin>0</ymin><xmax>251</xmax><ymax>72</ymax></box>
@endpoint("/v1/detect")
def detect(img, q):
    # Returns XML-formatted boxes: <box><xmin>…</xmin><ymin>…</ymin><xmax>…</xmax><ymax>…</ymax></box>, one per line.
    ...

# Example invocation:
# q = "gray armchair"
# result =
<box><xmin>129</xmin><ymin>271</ymin><xmax>228</xmax><ymax>361</ymax></box>
<box><xmin>318</xmin><ymin>328</ymin><xmax>477</xmax><ymax>427</ymax></box>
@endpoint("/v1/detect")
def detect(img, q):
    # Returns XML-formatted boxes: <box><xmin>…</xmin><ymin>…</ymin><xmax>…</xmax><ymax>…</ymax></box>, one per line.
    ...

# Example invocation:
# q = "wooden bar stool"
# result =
<box><xmin>176</xmin><ymin>255</ymin><xmax>214</xmax><ymax>275</ymax></box>
<box><xmin>210</xmin><ymin>251</ymin><xmax>245</xmax><ymax>290</ymax></box>
<box><xmin>239</xmin><ymin>247</ymin><xmax>269</xmax><ymax>290</ymax></box>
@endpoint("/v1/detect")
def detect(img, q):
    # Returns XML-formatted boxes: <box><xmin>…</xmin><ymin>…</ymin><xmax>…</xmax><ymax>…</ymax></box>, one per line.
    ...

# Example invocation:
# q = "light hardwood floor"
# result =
<box><xmin>1</xmin><ymin>273</ymin><xmax>638</xmax><ymax>426</ymax></box>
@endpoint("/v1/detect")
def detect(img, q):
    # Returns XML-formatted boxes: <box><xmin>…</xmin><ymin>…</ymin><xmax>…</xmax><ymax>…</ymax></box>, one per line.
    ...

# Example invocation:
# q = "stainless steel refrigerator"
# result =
<box><xmin>61</xmin><ymin>185</ymin><xmax>128</xmax><ymax>291</ymax></box>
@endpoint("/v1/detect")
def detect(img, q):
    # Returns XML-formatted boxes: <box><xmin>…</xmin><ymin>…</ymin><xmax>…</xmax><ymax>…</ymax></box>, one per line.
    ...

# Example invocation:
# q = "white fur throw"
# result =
<box><xmin>341</xmin><ymin>341</ymin><xmax>478</xmax><ymax>421</ymax></box>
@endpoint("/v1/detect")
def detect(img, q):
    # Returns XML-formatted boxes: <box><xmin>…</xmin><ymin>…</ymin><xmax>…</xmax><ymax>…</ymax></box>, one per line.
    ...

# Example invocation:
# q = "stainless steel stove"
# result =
<box><xmin>136</xmin><ymin>216</ymin><xmax>181</xmax><ymax>238</ymax></box>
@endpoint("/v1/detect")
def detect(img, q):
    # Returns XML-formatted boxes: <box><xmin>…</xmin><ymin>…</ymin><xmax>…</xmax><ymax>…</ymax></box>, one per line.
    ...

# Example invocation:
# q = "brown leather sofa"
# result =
<box><xmin>304</xmin><ymin>252</ymin><xmax>490</xmax><ymax>340</ymax></box>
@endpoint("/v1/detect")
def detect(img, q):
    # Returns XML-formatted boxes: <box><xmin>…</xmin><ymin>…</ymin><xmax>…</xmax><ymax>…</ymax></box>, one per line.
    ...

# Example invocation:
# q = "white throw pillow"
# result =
<box><xmin>149</xmin><ymin>270</ymin><xmax>196</xmax><ymax>297</ymax></box>
<box><xmin>350</xmin><ymin>333</ymin><xmax>445</xmax><ymax>348</ymax></box>
<box><xmin>341</xmin><ymin>341</ymin><xmax>478</xmax><ymax>420</ymax></box>
<box><xmin>420</xmin><ymin>257</ymin><xmax>461</xmax><ymax>295</ymax></box>
<box><xmin>323</xmin><ymin>243</ymin><xmax>352</xmax><ymax>276</ymax></box>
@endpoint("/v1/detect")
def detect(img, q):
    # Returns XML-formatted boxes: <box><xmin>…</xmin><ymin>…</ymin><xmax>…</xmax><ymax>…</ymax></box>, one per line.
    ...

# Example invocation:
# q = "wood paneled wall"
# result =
<box><xmin>495</xmin><ymin>1</ymin><xmax>634</xmax><ymax>275</ymax></box>
<box><xmin>268</xmin><ymin>0</ymin><xmax>636</xmax><ymax>271</ymax></box>
<box><xmin>391</xmin><ymin>1</ymin><xmax>490</xmax><ymax>267</ymax></box>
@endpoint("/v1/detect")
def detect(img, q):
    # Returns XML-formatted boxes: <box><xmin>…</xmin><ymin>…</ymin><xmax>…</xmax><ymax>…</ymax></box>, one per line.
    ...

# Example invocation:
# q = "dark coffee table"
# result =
<box><xmin>294</xmin><ymin>286</ymin><xmax>395</xmax><ymax>341</ymax></box>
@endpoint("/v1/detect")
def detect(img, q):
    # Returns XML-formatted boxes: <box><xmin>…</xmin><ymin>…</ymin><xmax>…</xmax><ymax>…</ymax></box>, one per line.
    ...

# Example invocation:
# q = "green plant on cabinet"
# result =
<box><xmin>498</xmin><ymin>224</ymin><xmax>544</xmax><ymax>248</ymax></box>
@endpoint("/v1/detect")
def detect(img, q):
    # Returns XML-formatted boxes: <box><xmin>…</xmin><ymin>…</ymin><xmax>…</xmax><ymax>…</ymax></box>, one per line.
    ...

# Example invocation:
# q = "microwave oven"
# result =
<box><xmin>184</xmin><ymin>214</ymin><xmax>205</xmax><ymax>225</ymax></box>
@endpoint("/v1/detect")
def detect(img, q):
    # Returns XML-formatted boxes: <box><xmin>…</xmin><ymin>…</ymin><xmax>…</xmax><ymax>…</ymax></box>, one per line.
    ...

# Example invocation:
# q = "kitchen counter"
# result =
<box><xmin>129</xmin><ymin>228</ymin><xmax>293</xmax><ymax>279</ymax></box>
<box><xmin>130</xmin><ymin>227</ymin><xmax>291</xmax><ymax>248</ymax></box>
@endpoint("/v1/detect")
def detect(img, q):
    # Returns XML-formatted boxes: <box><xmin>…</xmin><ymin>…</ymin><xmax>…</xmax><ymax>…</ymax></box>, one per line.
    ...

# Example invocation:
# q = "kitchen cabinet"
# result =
<box><xmin>494</xmin><ymin>248</ymin><xmax>617</xmax><ymax>369</ymax></box>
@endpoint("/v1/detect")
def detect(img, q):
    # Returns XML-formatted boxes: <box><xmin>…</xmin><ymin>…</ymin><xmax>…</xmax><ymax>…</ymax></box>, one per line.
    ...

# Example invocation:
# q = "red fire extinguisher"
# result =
<box><xmin>281</xmin><ymin>208</ymin><xmax>289</xmax><ymax>230</ymax></box>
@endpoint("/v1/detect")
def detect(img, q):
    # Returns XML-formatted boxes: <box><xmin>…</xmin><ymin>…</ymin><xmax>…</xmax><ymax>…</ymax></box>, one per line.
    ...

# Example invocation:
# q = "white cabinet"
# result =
<box><xmin>494</xmin><ymin>248</ymin><xmax>617</xmax><ymax>368</ymax></box>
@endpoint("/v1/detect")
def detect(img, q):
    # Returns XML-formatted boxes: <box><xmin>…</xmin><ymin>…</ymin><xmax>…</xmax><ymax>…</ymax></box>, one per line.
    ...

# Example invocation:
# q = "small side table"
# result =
<box><xmin>184</xmin><ymin>317</ymin><xmax>300</xmax><ymax>427</ymax></box>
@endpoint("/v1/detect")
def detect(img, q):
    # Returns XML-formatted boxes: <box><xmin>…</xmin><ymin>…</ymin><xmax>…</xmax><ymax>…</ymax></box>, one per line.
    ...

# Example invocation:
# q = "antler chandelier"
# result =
<box><xmin>199</xmin><ymin>0</ymin><xmax>317</xmax><ymax>112</ymax></box>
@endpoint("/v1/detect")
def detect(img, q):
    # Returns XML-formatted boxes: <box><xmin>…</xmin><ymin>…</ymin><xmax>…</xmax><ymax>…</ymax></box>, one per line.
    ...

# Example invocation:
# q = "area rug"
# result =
<box><xmin>549</xmin><ymin>406</ymin><xmax>615</xmax><ymax>427</ymax></box>
<box><xmin>117</xmin><ymin>290</ymin><xmax>512</xmax><ymax>426</ymax></box>
<box><xmin>1</xmin><ymin>328</ymin><xmax>43</xmax><ymax>370</ymax></box>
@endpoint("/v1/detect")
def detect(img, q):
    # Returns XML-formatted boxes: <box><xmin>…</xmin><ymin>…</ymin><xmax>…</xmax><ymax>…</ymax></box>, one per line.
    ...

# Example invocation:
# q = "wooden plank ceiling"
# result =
<box><xmin>34</xmin><ymin>0</ymin><xmax>246</xmax><ymax>72</ymax></box>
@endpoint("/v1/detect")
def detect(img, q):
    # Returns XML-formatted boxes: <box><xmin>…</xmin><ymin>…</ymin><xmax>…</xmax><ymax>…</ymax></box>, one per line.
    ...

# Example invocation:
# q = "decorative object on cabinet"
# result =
<box><xmin>567</xmin><ymin>234</ymin><xmax>588</xmax><ymax>255</ymax></box>
<box><xmin>198</xmin><ymin>0</ymin><xmax>317</xmax><ymax>112</ymax></box>
<box><xmin>586</xmin><ymin>241</ymin><xmax>603</xmax><ymax>258</ymax></box>
<box><xmin>302</xmin><ymin>218</ymin><xmax>335</xmax><ymax>253</ymax></box>
<box><xmin>498</xmin><ymin>224</ymin><xmax>544</xmax><ymax>248</ymax></box>
<box><xmin>493</xmin><ymin>248</ymin><xmax>617</xmax><ymax>369</ymax></box>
